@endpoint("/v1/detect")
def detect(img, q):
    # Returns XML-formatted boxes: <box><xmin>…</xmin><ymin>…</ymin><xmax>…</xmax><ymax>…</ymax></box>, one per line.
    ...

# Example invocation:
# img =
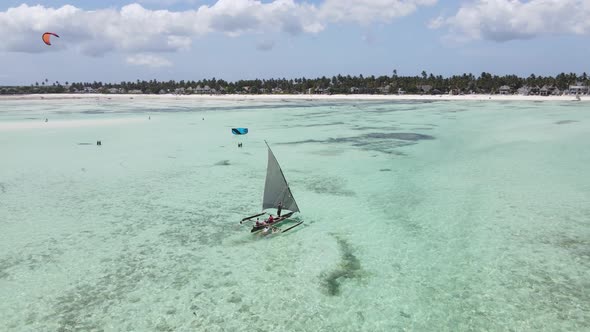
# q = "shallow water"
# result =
<box><xmin>1</xmin><ymin>98</ymin><xmax>589</xmax><ymax>331</ymax></box>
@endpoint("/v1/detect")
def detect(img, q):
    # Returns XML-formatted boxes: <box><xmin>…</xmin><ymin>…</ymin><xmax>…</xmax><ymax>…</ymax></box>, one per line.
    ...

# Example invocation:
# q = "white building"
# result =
<box><xmin>568</xmin><ymin>82</ymin><xmax>588</xmax><ymax>95</ymax></box>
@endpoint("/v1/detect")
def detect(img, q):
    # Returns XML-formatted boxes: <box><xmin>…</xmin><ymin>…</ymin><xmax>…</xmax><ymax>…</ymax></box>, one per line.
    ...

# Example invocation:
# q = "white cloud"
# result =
<box><xmin>431</xmin><ymin>0</ymin><xmax>590</xmax><ymax>42</ymax></box>
<box><xmin>0</xmin><ymin>1</ymin><xmax>435</xmax><ymax>55</ymax></box>
<box><xmin>126</xmin><ymin>54</ymin><xmax>173</xmax><ymax>67</ymax></box>
<box><xmin>167</xmin><ymin>36</ymin><xmax>192</xmax><ymax>50</ymax></box>
<box><xmin>137</xmin><ymin>0</ymin><xmax>201</xmax><ymax>5</ymax></box>
<box><xmin>318</xmin><ymin>0</ymin><xmax>437</xmax><ymax>25</ymax></box>
<box><xmin>428</xmin><ymin>15</ymin><xmax>444</xmax><ymax>29</ymax></box>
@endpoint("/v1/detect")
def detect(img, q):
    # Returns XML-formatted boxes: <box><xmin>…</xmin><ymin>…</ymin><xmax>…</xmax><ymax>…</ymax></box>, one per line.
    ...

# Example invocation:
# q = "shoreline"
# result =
<box><xmin>0</xmin><ymin>93</ymin><xmax>585</xmax><ymax>102</ymax></box>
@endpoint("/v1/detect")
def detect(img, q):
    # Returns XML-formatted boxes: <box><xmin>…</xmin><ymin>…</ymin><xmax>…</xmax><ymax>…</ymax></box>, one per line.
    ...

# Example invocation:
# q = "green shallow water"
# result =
<box><xmin>0</xmin><ymin>98</ymin><xmax>589</xmax><ymax>331</ymax></box>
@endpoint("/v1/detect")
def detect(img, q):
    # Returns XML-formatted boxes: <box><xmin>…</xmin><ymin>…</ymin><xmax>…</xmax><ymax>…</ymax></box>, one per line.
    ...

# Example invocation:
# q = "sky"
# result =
<box><xmin>1</xmin><ymin>0</ymin><xmax>589</xmax><ymax>85</ymax></box>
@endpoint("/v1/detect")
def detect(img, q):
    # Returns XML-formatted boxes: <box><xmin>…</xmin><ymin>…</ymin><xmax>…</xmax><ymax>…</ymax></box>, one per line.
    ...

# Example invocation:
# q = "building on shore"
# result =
<box><xmin>568</xmin><ymin>82</ymin><xmax>588</xmax><ymax>95</ymax></box>
<box><xmin>499</xmin><ymin>85</ymin><xmax>511</xmax><ymax>95</ymax></box>
<box><xmin>540</xmin><ymin>85</ymin><xmax>558</xmax><ymax>96</ymax></box>
<box><xmin>518</xmin><ymin>86</ymin><xmax>530</xmax><ymax>96</ymax></box>
<box><xmin>416</xmin><ymin>85</ymin><xmax>432</xmax><ymax>94</ymax></box>
<box><xmin>529</xmin><ymin>86</ymin><xmax>541</xmax><ymax>95</ymax></box>
<box><xmin>378</xmin><ymin>85</ymin><xmax>391</xmax><ymax>94</ymax></box>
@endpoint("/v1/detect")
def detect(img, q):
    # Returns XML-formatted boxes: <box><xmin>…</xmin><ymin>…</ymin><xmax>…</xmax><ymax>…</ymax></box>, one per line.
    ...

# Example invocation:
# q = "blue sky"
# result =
<box><xmin>1</xmin><ymin>0</ymin><xmax>589</xmax><ymax>85</ymax></box>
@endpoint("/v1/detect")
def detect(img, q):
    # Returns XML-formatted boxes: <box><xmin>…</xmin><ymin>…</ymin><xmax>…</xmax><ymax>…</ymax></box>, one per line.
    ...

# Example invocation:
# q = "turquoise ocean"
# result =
<box><xmin>0</xmin><ymin>98</ymin><xmax>589</xmax><ymax>331</ymax></box>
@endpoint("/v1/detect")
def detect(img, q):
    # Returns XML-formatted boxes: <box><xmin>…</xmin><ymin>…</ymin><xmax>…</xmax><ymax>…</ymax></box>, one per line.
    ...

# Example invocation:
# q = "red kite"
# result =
<box><xmin>42</xmin><ymin>32</ymin><xmax>59</xmax><ymax>46</ymax></box>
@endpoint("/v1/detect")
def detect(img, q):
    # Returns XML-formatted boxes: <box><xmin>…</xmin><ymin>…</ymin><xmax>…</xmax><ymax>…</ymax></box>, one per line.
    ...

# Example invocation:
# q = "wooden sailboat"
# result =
<box><xmin>240</xmin><ymin>141</ymin><xmax>302</xmax><ymax>234</ymax></box>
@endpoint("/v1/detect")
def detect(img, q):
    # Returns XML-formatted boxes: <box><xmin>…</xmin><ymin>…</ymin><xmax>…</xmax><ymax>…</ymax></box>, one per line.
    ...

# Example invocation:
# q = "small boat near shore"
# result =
<box><xmin>240</xmin><ymin>141</ymin><xmax>302</xmax><ymax>234</ymax></box>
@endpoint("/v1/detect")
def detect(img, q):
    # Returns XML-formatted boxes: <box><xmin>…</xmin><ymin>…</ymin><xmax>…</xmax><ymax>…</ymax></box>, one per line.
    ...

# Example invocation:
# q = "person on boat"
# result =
<box><xmin>277</xmin><ymin>202</ymin><xmax>283</xmax><ymax>217</ymax></box>
<box><xmin>255</xmin><ymin>218</ymin><xmax>265</xmax><ymax>227</ymax></box>
<box><xmin>267</xmin><ymin>214</ymin><xmax>274</xmax><ymax>224</ymax></box>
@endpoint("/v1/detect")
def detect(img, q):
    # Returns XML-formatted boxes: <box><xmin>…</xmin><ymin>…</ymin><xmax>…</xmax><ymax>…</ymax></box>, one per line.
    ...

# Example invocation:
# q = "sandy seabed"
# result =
<box><xmin>0</xmin><ymin>97</ymin><xmax>589</xmax><ymax>331</ymax></box>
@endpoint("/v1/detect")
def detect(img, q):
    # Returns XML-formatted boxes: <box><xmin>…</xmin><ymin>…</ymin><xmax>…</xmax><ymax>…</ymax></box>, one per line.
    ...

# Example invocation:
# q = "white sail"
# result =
<box><xmin>262</xmin><ymin>144</ymin><xmax>300</xmax><ymax>213</ymax></box>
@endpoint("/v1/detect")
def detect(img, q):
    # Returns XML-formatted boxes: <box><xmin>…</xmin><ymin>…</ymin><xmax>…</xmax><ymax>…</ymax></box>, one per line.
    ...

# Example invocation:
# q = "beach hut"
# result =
<box><xmin>529</xmin><ymin>86</ymin><xmax>541</xmax><ymax>95</ymax></box>
<box><xmin>378</xmin><ymin>85</ymin><xmax>391</xmax><ymax>94</ymax></box>
<box><xmin>417</xmin><ymin>85</ymin><xmax>432</xmax><ymax>94</ymax></box>
<box><xmin>517</xmin><ymin>86</ymin><xmax>530</xmax><ymax>96</ymax></box>
<box><xmin>499</xmin><ymin>85</ymin><xmax>511</xmax><ymax>95</ymax></box>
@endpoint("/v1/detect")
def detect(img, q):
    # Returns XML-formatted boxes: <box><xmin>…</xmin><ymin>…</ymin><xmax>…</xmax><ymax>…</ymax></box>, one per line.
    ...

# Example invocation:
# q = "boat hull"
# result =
<box><xmin>251</xmin><ymin>212</ymin><xmax>294</xmax><ymax>233</ymax></box>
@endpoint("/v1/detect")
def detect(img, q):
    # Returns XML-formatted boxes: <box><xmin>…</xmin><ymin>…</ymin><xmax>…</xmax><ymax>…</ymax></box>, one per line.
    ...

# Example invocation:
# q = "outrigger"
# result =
<box><xmin>240</xmin><ymin>141</ymin><xmax>303</xmax><ymax>234</ymax></box>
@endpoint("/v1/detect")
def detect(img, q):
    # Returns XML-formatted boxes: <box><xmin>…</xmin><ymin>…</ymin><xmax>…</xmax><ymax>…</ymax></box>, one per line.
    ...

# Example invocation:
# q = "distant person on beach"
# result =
<box><xmin>45</xmin><ymin>118</ymin><xmax>48</xmax><ymax>122</ymax></box>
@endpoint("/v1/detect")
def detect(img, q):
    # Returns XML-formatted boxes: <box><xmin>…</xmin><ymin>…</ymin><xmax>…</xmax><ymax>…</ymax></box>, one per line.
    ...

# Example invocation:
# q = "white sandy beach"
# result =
<box><xmin>0</xmin><ymin>93</ymin><xmax>586</xmax><ymax>102</ymax></box>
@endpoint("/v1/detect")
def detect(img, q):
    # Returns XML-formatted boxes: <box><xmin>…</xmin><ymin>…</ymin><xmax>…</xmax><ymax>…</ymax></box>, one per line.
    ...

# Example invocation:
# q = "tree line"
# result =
<box><xmin>1</xmin><ymin>71</ymin><xmax>588</xmax><ymax>95</ymax></box>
